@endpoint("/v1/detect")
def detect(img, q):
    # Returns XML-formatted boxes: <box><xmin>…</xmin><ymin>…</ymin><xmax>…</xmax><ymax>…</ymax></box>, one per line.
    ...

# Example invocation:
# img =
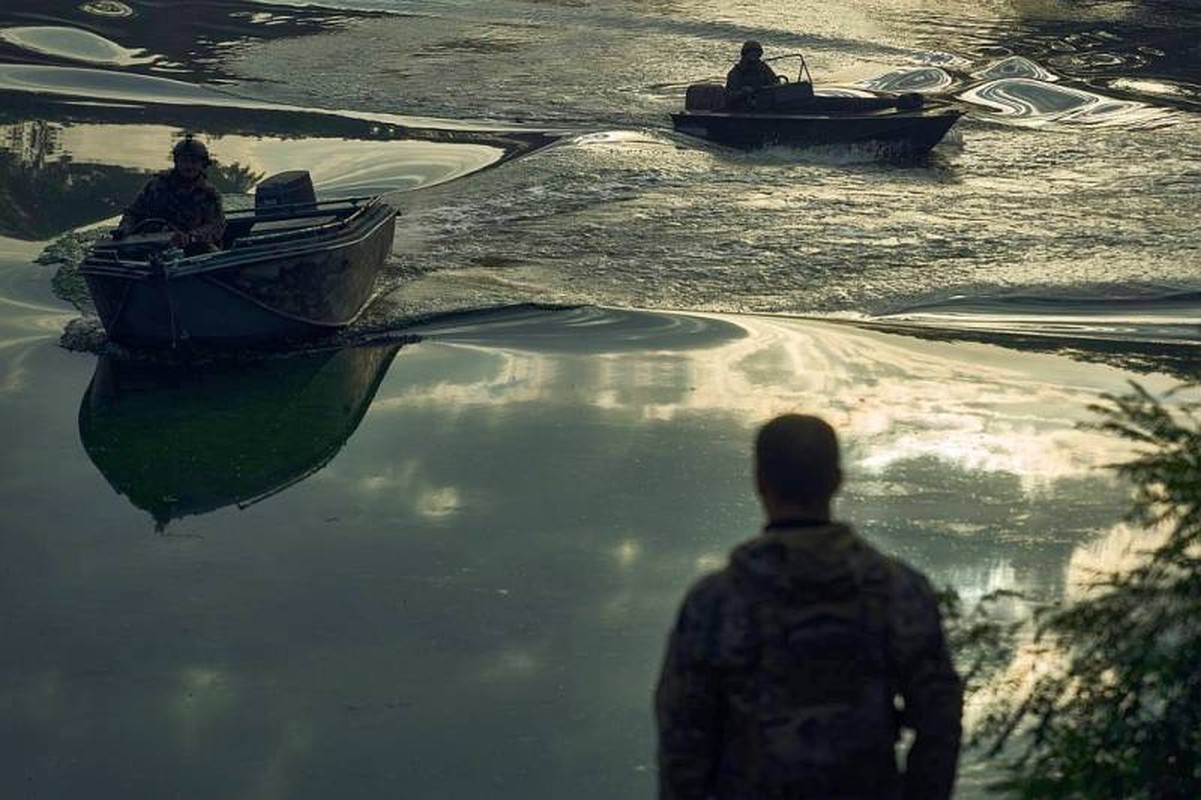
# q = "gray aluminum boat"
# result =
<box><xmin>671</xmin><ymin>100</ymin><xmax>964</xmax><ymax>153</ymax></box>
<box><xmin>81</xmin><ymin>171</ymin><xmax>398</xmax><ymax>348</ymax></box>
<box><xmin>671</xmin><ymin>54</ymin><xmax>963</xmax><ymax>154</ymax></box>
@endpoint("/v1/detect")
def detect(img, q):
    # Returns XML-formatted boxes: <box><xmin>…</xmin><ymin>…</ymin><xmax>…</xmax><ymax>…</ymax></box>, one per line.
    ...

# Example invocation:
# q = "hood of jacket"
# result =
<box><xmin>728</xmin><ymin>522</ymin><xmax>879</xmax><ymax>601</ymax></box>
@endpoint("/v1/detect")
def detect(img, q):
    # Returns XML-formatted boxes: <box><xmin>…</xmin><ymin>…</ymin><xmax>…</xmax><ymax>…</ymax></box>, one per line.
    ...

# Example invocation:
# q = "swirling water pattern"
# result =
<box><xmin>0</xmin><ymin>0</ymin><xmax>1197</xmax><ymax>351</ymax></box>
<box><xmin>0</xmin><ymin>6</ymin><xmax>1199</xmax><ymax>800</ymax></box>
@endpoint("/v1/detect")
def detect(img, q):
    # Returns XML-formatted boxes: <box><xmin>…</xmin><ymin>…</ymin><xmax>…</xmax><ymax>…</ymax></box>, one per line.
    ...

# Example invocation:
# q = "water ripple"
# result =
<box><xmin>1104</xmin><ymin>76</ymin><xmax>1201</xmax><ymax>108</ymax></box>
<box><xmin>870</xmin><ymin>285</ymin><xmax>1201</xmax><ymax>358</ymax></box>
<box><xmin>858</xmin><ymin>67</ymin><xmax>955</xmax><ymax>94</ymax></box>
<box><xmin>80</xmin><ymin>1</ymin><xmax>133</xmax><ymax>18</ymax></box>
<box><xmin>971</xmin><ymin>55</ymin><xmax>1058</xmax><ymax>82</ymax></box>
<box><xmin>959</xmin><ymin>77</ymin><xmax>1175</xmax><ymax>127</ymax></box>
<box><xmin>0</xmin><ymin>26</ymin><xmax>157</xmax><ymax>67</ymax></box>
<box><xmin>0</xmin><ymin>63</ymin><xmax>276</xmax><ymax>108</ymax></box>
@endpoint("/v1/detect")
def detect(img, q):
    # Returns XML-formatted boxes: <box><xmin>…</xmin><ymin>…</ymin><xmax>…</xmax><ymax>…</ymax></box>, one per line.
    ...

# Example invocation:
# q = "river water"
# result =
<box><xmin>1</xmin><ymin>1</ymin><xmax>1199</xmax><ymax>797</ymax></box>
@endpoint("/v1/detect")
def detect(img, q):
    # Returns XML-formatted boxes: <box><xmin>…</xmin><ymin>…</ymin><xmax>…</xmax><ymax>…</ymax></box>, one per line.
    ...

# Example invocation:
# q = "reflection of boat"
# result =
<box><xmin>671</xmin><ymin>61</ymin><xmax>963</xmax><ymax>153</ymax></box>
<box><xmin>78</xmin><ymin>343</ymin><xmax>402</xmax><ymax>528</ymax></box>
<box><xmin>80</xmin><ymin>171</ymin><xmax>397</xmax><ymax>347</ymax></box>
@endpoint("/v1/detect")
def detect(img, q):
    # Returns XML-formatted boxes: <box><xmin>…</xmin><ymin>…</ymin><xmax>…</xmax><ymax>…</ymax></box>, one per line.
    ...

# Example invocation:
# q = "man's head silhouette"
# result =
<box><xmin>754</xmin><ymin>414</ymin><xmax>843</xmax><ymax>514</ymax></box>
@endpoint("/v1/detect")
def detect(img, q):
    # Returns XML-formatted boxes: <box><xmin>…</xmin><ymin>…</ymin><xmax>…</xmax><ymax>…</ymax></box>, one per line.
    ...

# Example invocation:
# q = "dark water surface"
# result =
<box><xmin>3</xmin><ymin>301</ymin><xmax>1184</xmax><ymax>799</ymax></box>
<box><xmin>1</xmin><ymin>1</ymin><xmax>1200</xmax><ymax>797</ymax></box>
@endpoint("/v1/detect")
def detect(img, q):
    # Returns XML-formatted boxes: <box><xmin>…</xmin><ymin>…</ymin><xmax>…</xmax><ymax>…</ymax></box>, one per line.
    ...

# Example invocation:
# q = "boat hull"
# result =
<box><xmin>670</xmin><ymin>108</ymin><xmax>963</xmax><ymax>154</ymax></box>
<box><xmin>82</xmin><ymin>199</ymin><xmax>397</xmax><ymax>348</ymax></box>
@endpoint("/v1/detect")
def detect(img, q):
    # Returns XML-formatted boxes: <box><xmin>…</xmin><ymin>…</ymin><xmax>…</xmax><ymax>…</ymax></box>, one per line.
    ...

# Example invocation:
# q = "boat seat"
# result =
<box><xmin>224</xmin><ymin>215</ymin><xmax>341</xmax><ymax>247</ymax></box>
<box><xmin>755</xmin><ymin>81</ymin><xmax>816</xmax><ymax>112</ymax></box>
<box><xmin>223</xmin><ymin>217</ymin><xmax>256</xmax><ymax>247</ymax></box>
<box><xmin>251</xmin><ymin>216</ymin><xmax>337</xmax><ymax>233</ymax></box>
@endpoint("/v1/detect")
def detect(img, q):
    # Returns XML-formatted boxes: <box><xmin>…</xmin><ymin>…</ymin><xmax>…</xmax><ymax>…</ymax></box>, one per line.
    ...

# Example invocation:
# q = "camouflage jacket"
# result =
<box><xmin>655</xmin><ymin>522</ymin><xmax>962</xmax><ymax>800</ymax></box>
<box><xmin>117</xmin><ymin>170</ymin><xmax>226</xmax><ymax>247</ymax></box>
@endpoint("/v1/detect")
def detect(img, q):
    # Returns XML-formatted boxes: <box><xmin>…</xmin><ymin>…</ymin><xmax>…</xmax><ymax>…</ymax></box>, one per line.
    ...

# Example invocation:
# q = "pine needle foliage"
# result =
<box><xmin>975</xmin><ymin>381</ymin><xmax>1201</xmax><ymax>799</ymax></box>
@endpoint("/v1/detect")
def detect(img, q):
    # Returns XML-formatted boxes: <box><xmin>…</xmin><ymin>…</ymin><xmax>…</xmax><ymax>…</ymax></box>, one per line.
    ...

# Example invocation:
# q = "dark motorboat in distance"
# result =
<box><xmin>82</xmin><ymin>171</ymin><xmax>397</xmax><ymax>348</ymax></box>
<box><xmin>671</xmin><ymin>55</ymin><xmax>964</xmax><ymax>154</ymax></box>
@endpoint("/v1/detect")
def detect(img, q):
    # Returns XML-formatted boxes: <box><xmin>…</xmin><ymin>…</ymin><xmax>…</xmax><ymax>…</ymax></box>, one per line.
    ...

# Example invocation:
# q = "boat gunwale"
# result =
<box><xmin>86</xmin><ymin>204</ymin><xmax>397</xmax><ymax>344</ymax></box>
<box><xmin>81</xmin><ymin>200</ymin><xmax>397</xmax><ymax>281</ymax></box>
<box><xmin>670</xmin><ymin>106</ymin><xmax>965</xmax><ymax>123</ymax></box>
<box><xmin>222</xmin><ymin>195</ymin><xmax>376</xmax><ymax>222</ymax></box>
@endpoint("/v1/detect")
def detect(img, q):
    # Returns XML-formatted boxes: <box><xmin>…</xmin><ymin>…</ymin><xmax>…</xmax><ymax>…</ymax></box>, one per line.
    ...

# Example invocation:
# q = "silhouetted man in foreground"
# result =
<box><xmin>656</xmin><ymin>415</ymin><xmax>962</xmax><ymax>799</ymax></box>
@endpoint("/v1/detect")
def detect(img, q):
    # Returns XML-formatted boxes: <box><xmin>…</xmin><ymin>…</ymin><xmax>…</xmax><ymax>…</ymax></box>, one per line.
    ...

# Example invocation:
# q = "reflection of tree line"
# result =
<box><xmin>0</xmin><ymin>94</ymin><xmax>555</xmax><ymax>240</ymax></box>
<box><xmin>0</xmin><ymin>145</ymin><xmax>144</xmax><ymax>240</ymax></box>
<box><xmin>955</xmin><ymin>382</ymin><xmax>1201</xmax><ymax>797</ymax></box>
<box><xmin>0</xmin><ymin>122</ymin><xmax>262</xmax><ymax>240</ymax></box>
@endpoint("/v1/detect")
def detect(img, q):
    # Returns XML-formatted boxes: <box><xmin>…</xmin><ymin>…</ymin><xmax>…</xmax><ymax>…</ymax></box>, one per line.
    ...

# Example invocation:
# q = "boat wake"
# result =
<box><xmin>4</xmin><ymin>3</ymin><xmax>1198</xmax><ymax>374</ymax></box>
<box><xmin>862</xmin><ymin>284</ymin><xmax>1201</xmax><ymax>378</ymax></box>
<box><xmin>859</xmin><ymin>55</ymin><xmax>1186</xmax><ymax>129</ymax></box>
<box><xmin>876</xmin><ymin>284</ymin><xmax>1201</xmax><ymax>341</ymax></box>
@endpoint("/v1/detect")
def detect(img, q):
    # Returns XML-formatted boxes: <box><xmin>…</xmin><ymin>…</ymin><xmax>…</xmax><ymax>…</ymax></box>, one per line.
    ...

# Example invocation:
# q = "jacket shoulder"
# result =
<box><xmin>192</xmin><ymin>179</ymin><xmax>223</xmax><ymax>201</ymax></box>
<box><xmin>140</xmin><ymin>171</ymin><xmax>172</xmax><ymax>191</ymax></box>
<box><xmin>871</xmin><ymin>554</ymin><xmax>947</xmax><ymax>662</ymax></box>
<box><xmin>876</xmin><ymin>553</ymin><xmax>940</xmax><ymax>611</ymax></box>
<box><xmin>677</xmin><ymin>569</ymin><xmax>735</xmax><ymax>622</ymax></box>
<box><xmin>847</xmin><ymin>534</ymin><xmax>937</xmax><ymax>596</ymax></box>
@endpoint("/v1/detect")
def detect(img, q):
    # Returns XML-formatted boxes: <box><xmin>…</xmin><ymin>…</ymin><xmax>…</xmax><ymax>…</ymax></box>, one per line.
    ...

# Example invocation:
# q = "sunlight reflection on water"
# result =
<box><xmin>0</xmin><ymin>25</ymin><xmax>156</xmax><ymax>66</ymax></box>
<box><xmin>960</xmin><ymin>76</ymin><xmax>1177</xmax><ymax>127</ymax></box>
<box><xmin>0</xmin><ymin>1</ymin><xmax>1199</xmax><ymax>796</ymax></box>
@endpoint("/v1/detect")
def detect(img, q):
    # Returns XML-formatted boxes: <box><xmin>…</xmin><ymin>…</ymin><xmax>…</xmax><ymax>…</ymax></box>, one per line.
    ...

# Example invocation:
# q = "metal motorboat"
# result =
<box><xmin>671</xmin><ymin>54</ymin><xmax>964</xmax><ymax>154</ymax></box>
<box><xmin>81</xmin><ymin>171</ymin><xmax>398</xmax><ymax>348</ymax></box>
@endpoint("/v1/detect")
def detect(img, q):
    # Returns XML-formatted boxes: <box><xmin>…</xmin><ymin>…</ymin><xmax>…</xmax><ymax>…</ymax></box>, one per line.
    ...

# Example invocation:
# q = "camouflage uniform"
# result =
<box><xmin>725</xmin><ymin>60</ymin><xmax>780</xmax><ymax>94</ymax></box>
<box><xmin>117</xmin><ymin>169</ymin><xmax>226</xmax><ymax>251</ymax></box>
<box><xmin>656</xmin><ymin>522</ymin><xmax>962</xmax><ymax>800</ymax></box>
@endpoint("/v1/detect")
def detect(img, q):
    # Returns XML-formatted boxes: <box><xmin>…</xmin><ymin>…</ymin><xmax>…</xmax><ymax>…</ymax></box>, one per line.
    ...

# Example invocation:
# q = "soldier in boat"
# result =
<box><xmin>725</xmin><ymin>40</ymin><xmax>783</xmax><ymax>109</ymax></box>
<box><xmin>115</xmin><ymin>134</ymin><xmax>226</xmax><ymax>256</ymax></box>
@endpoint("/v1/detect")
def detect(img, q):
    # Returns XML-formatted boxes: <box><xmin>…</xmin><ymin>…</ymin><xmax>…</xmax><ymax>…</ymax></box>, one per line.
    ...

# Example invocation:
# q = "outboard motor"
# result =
<box><xmin>255</xmin><ymin>170</ymin><xmax>316</xmax><ymax>211</ymax></box>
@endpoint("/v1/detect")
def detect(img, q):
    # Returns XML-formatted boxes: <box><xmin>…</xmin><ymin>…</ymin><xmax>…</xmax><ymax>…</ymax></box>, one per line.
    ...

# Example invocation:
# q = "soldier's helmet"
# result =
<box><xmin>171</xmin><ymin>134</ymin><xmax>212</xmax><ymax>166</ymax></box>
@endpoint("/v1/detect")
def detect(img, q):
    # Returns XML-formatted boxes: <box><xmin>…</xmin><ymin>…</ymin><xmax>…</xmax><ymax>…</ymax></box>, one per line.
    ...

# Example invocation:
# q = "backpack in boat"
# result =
<box><xmin>685</xmin><ymin>83</ymin><xmax>729</xmax><ymax>111</ymax></box>
<box><xmin>722</xmin><ymin>556</ymin><xmax>900</xmax><ymax>796</ymax></box>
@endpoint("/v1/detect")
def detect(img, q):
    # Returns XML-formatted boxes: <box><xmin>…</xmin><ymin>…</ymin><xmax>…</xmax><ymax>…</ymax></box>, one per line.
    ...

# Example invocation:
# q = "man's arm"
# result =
<box><xmin>116</xmin><ymin>176</ymin><xmax>160</xmax><ymax>236</ymax></box>
<box><xmin>892</xmin><ymin>571</ymin><xmax>963</xmax><ymax>800</ymax></box>
<box><xmin>725</xmin><ymin>65</ymin><xmax>745</xmax><ymax>94</ymax></box>
<box><xmin>187</xmin><ymin>188</ymin><xmax>226</xmax><ymax>247</ymax></box>
<box><xmin>655</xmin><ymin>579</ymin><xmax>724</xmax><ymax>800</ymax></box>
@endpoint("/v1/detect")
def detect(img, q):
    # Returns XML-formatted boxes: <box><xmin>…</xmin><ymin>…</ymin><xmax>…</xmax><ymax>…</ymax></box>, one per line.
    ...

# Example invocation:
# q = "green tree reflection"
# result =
<box><xmin>969</xmin><ymin>382</ymin><xmax>1200</xmax><ymax>798</ymax></box>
